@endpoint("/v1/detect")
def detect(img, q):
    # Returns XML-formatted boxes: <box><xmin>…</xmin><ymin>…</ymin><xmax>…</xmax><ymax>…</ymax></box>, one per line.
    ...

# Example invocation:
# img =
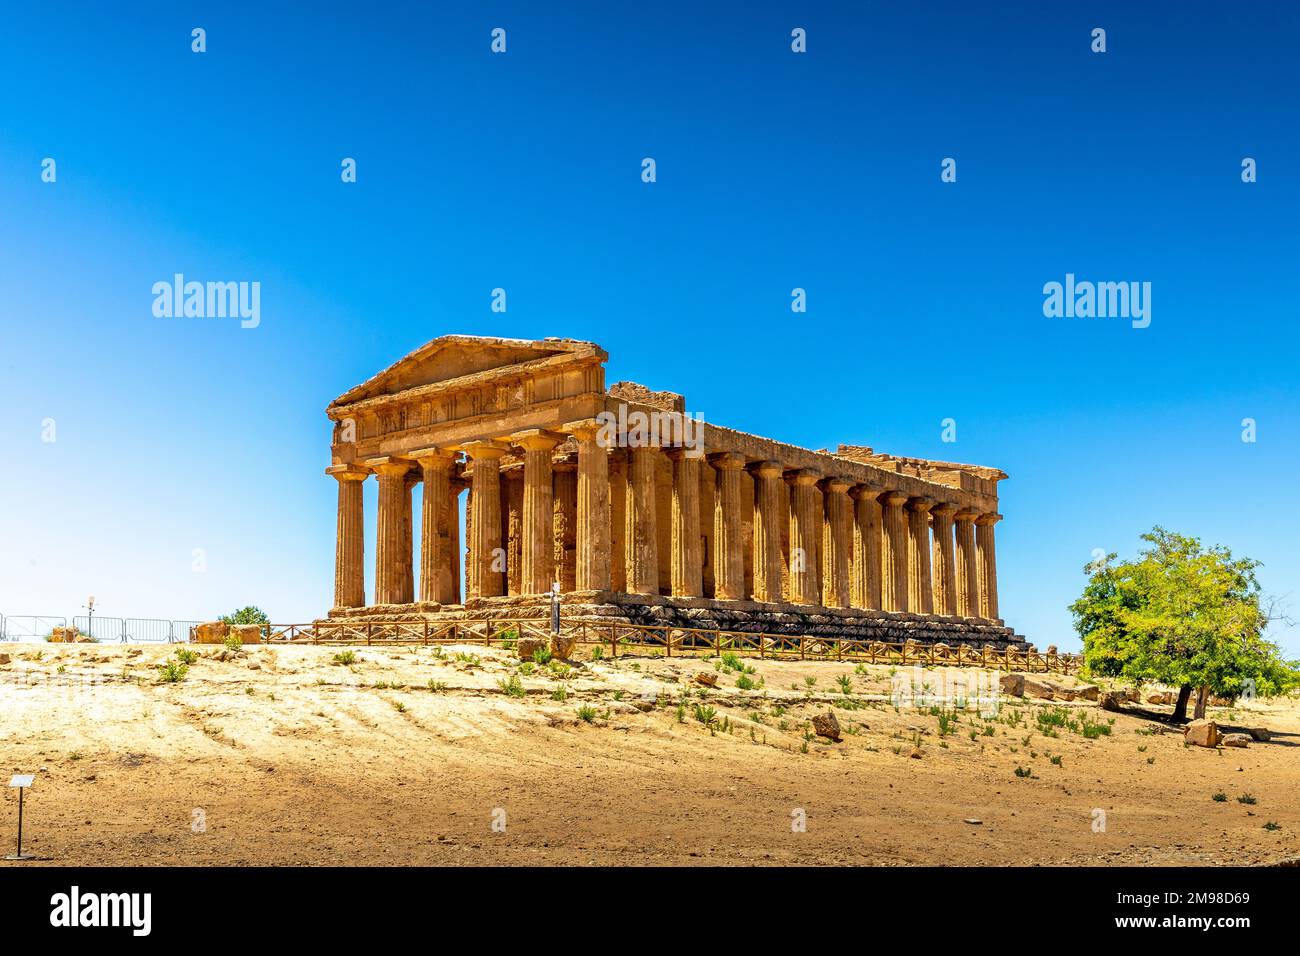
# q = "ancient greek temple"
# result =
<box><xmin>324</xmin><ymin>335</ymin><xmax>1026</xmax><ymax>646</ymax></box>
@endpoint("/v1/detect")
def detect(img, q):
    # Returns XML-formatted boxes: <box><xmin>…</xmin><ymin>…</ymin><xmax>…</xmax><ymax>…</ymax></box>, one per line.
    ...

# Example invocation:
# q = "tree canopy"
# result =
<box><xmin>1071</xmin><ymin>527</ymin><xmax>1297</xmax><ymax>709</ymax></box>
<box><xmin>219</xmin><ymin>606</ymin><xmax>270</xmax><ymax>626</ymax></box>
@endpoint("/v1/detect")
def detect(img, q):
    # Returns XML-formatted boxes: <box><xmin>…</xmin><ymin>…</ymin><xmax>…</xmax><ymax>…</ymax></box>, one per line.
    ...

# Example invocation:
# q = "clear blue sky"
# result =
<box><xmin>1</xmin><ymin>1</ymin><xmax>1296</xmax><ymax>655</ymax></box>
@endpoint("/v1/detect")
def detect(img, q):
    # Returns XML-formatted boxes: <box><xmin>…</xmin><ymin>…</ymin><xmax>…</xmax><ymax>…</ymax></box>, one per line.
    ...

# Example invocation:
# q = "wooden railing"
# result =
<box><xmin>248</xmin><ymin>619</ymin><xmax>1081</xmax><ymax>674</ymax></box>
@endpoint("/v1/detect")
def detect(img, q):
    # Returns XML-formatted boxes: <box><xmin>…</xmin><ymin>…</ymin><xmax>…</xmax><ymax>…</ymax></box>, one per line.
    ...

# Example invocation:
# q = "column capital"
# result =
<box><xmin>510</xmin><ymin>428</ymin><xmax>563</xmax><ymax>452</ymax></box>
<box><xmin>907</xmin><ymin>496</ymin><xmax>936</xmax><ymax>513</ymax></box>
<box><xmin>975</xmin><ymin>512</ymin><xmax>1003</xmax><ymax>526</ymax></box>
<box><xmin>363</xmin><ymin>456</ymin><xmax>414</xmax><ymax>477</ymax></box>
<box><xmin>326</xmin><ymin>463</ymin><xmax>370</xmax><ymax>481</ymax></box>
<box><xmin>665</xmin><ymin>445</ymin><xmax>706</xmax><ymax>461</ymax></box>
<box><xmin>409</xmin><ymin>446</ymin><xmax>458</xmax><ymax>466</ymax></box>
<box><xmin>954</xmin><ymin>508</ymin><xmax>980</xmax><ymax>522</ymax></box>
<box><xmin>848</xmin><ymin>484</ymin><xmax>878</xmax><ymax>500</ymax></box>
<box><xmin>561</xmin><ymin>419</ymin><xmax>602</xmax><ymax>443</ymax></box>
<box><xmin>931</xmin><ymin>501</ymin><xmax>959</xmax><ymax>518</ymax></box>
<box><xmin>461</xmin><ymin>440</ymin><xmax>510</xmax><ymax>460</ymax></box>
<box><xmin>709</xmin><ymin>451</ymin><xmax>747</xmax><ymax>471</ymax></box>
<box><xmin>749</xmin><ymin>460</ymin><xmax>783</xmax><ymax>480</ymax></box>
<box><xmin>879</xmin><ymin>490</ymin><xmax>909</xmax><ymax>507</ymax></box>
<box><xmin>784</xmin><ymin>468</ymin><xmax>821</xmax><ymax>487</ymax></box>
<box><xmin>820</xmin><ymin>477</ymin><xmax>851</xmax><ymax>495</ymax></box>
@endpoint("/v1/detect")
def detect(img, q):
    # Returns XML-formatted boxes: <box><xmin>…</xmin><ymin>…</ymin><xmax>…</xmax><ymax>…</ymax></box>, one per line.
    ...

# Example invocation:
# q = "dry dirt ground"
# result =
<box><xmin>1</xmin><ymin>642</ymin><xmax>1296</xmax><ymax>866</ymax></box>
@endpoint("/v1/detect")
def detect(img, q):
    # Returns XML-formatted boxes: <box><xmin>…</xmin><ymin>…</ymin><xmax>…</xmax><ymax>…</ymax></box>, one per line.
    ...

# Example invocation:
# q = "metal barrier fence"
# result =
<box><xmin>257</xmin><ymin>618</ymin><xmax>1083</xmax><ymax>674</ymax></box>
<box><xmin>0</xmin><ymin>615</ymin><xmax>68</xmax><ymax>641</ymax></box>
<box><xmin>1</xmin><ymin>614</ymin><xmax>199</xmax><ymax>643</ymax></box>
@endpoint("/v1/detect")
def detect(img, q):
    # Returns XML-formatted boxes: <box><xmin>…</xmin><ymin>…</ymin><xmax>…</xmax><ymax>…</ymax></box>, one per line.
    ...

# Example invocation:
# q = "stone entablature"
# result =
<box><xmin>323</xmin><ymin>335</ymin><xmax>1018</xmax><ymax>644</ymax></box>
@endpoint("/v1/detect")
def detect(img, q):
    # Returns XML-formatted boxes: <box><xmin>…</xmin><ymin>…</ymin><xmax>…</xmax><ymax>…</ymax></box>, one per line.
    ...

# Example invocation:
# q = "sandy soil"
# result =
<box><xmin>1</xmin><ymin>642</ymin><xmax>1296</xmax><ymax>866</ymax></box>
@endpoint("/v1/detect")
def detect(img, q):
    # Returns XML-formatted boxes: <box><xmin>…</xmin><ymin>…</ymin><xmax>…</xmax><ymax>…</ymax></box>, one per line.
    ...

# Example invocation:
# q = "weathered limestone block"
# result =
<box><xmin>999</xmin><ymin>673</ymin><xmax>1025</xmax><ymax>697</ymax></box>
<box><xmin>1220</xmin><ymin>733</ymin><xmax>1250</xmax><ymax>748</ymax></box>
<box><xmin>1099</xmin><ymin>691</ymin><xmax>1126</xmax><ymax>712</ymax></box>
<box><xmin>1023</xmin><ymin>678</ymin><xmax>1057</xmax><ymax>700</ymax></box>
<box><xmin>1183</xmin><ymin>719</ymin><xmax>1219</xmax><ymax>748</ymax></box>
<box><xmin>549</xmin><ymin>633</ymin><xmax>578</xmax><ymax>661</ymax></box>
<box><xmin>193</xmin><ymin>621</ymin><xmax>229</xmax><ymax>644</ymax></box>
<box><xmin>1075</xmin><ymin>684</ymin><xmax>1100</xmax><ymax>701</ymax></box>
<box><xmin>230</xmin><ymin>624</ymin><xmax>262</xmax><ymax>645</ymax></box>
<box><xmin>812</xmin><ymin>710</ymin><xmax>841</xmax><ymax>741</ymax></box>
<box><xmin>693</xmin><ymin>671</ymin><xmax>718</xmax><ymax>688</ymax></box>
<box><xmin>1248</xmin><ymin>727</ymin><xmax>1271</xmax><ymax>742</ymax></box>
<box><xmin>517</xmin><ymin>636</ymin><xmax>548</xmax><ymax>660</ymax></box>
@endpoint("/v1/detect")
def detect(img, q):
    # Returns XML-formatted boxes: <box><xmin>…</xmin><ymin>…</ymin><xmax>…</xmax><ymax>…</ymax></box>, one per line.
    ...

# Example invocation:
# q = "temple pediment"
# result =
<box><xmin>329</xmin><ymin>335</ymin><xmax>604</xmax><ymax>409</ymax></box>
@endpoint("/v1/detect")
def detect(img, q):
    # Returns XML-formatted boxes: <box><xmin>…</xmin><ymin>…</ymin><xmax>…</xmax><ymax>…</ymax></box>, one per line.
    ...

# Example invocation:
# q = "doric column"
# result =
<box><xmin>849</xmin><ymin>486</ymin><xmax>882</xmax><ymax>609</ymax></box>
<box><xmin>710</xmin><ymin>453</ymin><xmax>746</xmax><ymax>600</ymax></box>
<box><xmin>976</xmin><ymin>512</ymin><xmax>1002</xmax><ymax>621</ymax></box>
<box><xmin>565</xmin><ymin>421</ymin><xmax>612</xmax><ymax>592</ymax></box>
<box><xmin>930</xmin><ymin>502</ymin><xmax>959</xmax><ymax>616</ymax></box>
<box><xmin>463</xmin><ymin>441</ymin><xmax>508</xmax><ymax>598</ymax></box>
<box><xmin>667</xmin><ymin>448</ymin><xmax>704</xmax><ymax>597</ymax></box>
<box><xmin>449</xmin><ymin>478</ymin><xmax>465</xmax><ymax>603</ymax></box>
<box><xmin>411</xmin><ymin>448</ymin><xmax>457</xmax><ymax>603</ymax></box>
<box><xmin>608</xmin><ymin>450</ymin><xmax>627</xmax><ymax>592</ymax></box>
<box><xmin>820</xmin><ymin>478</ymin><xmax>851</xmax><ymax>608</ymax></box>
<box><xmin>954</xmin><ymin>509</ymin><xmax>979</xmax><ymax>618</ymax></box>
<box><xmin>625</xmin><ymin>445</ymin><xmax>661</xmax><ymax>594</ymax></box>
<box><xmin>879</xmin><ymin>491</ymin><xmax>909</xmax><ymax>612</ymax></box>
<box><xmin>400</xmin><ymin>471</ymin><xmax>418</xmax><ymax>602</ymax></box>
<box><xmin>512</xmin><ymin>430</ymin><xmax>561</xmax><ymax>594</ymax></box>
<box><xmin>503</xmin><ymin>472</ymin><xmax>524</xmax><ymax>596</ymax></box>
<box><xmin>327</xmin><ymin>464</ymin><xmax>368</xmax><ymax>608</ymax></box>
<box><xmin>785</xmin><ymin>469</ymin><xmax>822</xmax><ymax>605</ymax></box>
<box><xmin>367</xmin><ymin>457</ymin><xmax>413</xmax><ymax>606</ymax></box>
<box><xmin>750</xmin><ymin>461</ymin><xmax>784</xmax><ymax>602</ymax></box>
<box><xmin>906</xmin><ymin>497</ymin><xmax>935</xmax><ymax>615</ymax></box>
<box><xmin>553</xmin><ymin>462</ymin><xmax>578</xmax><ymax>592</ymax></box>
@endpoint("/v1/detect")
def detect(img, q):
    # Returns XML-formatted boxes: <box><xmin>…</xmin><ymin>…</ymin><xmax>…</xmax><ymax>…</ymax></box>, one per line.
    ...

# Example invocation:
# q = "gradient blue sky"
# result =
<box><xmin>1</xmin><ymin>1</ymin><xmax>1296</xmax><ymax>654</ymax></box>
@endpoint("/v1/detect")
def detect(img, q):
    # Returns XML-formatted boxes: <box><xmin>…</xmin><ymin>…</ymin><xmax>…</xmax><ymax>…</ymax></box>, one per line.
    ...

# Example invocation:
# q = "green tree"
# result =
<box><xmin>1071</xmin><ymin>527</ymin><xmax>1297</xmax><ymax>722</ymax></box>
<box><xmin>219</xmin><ymin>606</ymin><xmax>270</xmax><ymax>626</ymax></box>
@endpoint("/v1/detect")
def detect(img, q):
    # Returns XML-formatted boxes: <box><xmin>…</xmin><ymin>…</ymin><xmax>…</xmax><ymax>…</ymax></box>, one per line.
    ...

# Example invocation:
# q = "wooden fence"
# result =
<box><xmin>241</xmin><ymin>618</ymin><xmax>1081</xmax><ymax>674</ymax></box>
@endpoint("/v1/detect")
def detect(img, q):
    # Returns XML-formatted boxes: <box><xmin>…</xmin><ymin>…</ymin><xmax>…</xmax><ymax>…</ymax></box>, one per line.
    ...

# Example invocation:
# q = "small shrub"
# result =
<box><xmin>157</xmin><ymin>660</ymin><xmax>188</xmax><ymax>683</ymax></box>
<box><xmin>498</xmin><ymin>675</ymin><xmax>525</xmax><ymax>698</ymax></box>
<box><xmin>1237</xmin><ymin>794</ymin><xmax>1257</xmax><ymax>805</ymax></box>
<box><xmin>576</xmin><ymin>704</ymin><xmax>597</xmax><ymax>723</ymax></box>
<box><xmin>1212</xmin><ymin>792</ymin><xmax>1227</xmax><ymax>802</ymax></box>
<box><xmin>332</xmin><ymin>650</ymin><xmax>356</xmax><ymax>666</ymax></box>
<box><xmin>176</xmin><ymin>648</ymin><xmax>198</xmax><ymax>665</ymax></box>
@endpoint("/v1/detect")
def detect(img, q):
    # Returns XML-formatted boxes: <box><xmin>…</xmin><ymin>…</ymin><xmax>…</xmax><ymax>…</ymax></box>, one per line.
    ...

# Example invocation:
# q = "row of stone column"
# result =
<box><xmin>329</xmin><ymin>435</ymin><xmax>1002</xmax><ymax>621</ymax></box>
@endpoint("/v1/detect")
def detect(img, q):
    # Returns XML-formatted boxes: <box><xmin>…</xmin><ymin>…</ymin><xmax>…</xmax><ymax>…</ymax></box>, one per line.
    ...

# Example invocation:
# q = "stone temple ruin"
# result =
<box><xmin>322</xmin><ymin>335</ymin><xmax>1028</xmax><ymax>648</ymax></box>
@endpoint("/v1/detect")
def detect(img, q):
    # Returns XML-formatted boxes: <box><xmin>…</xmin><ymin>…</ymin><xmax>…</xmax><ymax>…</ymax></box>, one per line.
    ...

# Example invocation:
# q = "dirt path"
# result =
<box><xmin>1</xmin><ymin>643</ymin><xmax>1295</xmax><ymax>866</ymax></box>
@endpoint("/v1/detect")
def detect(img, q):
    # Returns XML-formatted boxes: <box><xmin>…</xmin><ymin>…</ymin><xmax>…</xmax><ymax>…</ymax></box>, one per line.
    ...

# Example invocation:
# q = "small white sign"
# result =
<box><xmin>9</xmin><ymin>775</ymin><xmax>33</xmax><ymax>788</ymax></box>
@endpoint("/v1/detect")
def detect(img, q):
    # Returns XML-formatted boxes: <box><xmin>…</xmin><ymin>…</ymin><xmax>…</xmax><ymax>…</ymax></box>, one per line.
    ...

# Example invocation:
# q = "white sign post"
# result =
<box><xmin>6</xmin><ymin>775</ymin><xmax>35</xmax><ymax>861</ymax></box>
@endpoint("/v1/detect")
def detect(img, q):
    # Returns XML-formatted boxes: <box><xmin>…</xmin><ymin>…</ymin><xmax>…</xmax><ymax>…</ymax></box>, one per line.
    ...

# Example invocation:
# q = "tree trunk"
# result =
<box><xmin>1193</xmin><ymin>685</ymin><xmax>1210</xmax><ymax>720</ymax></box>
<box><xmin>1171</xmin><ymin>684</ymin><xmax>1193</xmax><ymax>722</ymax></box>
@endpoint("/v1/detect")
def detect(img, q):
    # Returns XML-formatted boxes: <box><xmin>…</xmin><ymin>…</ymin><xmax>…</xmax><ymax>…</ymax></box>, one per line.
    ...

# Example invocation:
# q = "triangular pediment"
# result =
<box><xmin>330</xmin><ymin>335</ymin><xmax>602</xmax><ymax>408</ymax></box>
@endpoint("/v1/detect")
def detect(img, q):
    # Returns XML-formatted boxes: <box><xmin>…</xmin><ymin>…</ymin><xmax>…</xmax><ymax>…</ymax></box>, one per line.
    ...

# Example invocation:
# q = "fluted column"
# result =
<box><xmin>930</xmin><ymin>502</ymin><xmax>959</xmax><ymax>616</ymax></box>
<box><xmin>463</xmin><ymin>442</ymin><xmax>508</xmax><ymax>598</ymax></box>
<box><xmin>411</xmin><ymin>449</ymin><xmax>456</xmax><ymax>603</ymax></box>
<box><xmin>449</xmin><ymin>478</ymin><xmax>465</xmax><ymax>603</ymax></box>
<box><xmin>625</xmin><ymin>446</ymin><xmax>661</xmax><ymax>594</ymax></box>
<box><xmin>785</xmin><ymin>469</ymin><xmax>822</xmax><ymax>605</ymax></box>
<box><xmin>711</xmin><ymin>453</ymin><xmax>746</xmax><ymax>600</ymax></box>
<box><xmin>400</xmin><ymin>471</ymin><xmax>418</xmax><ymax>602</ymax></box>
<box><xmin>906</xmin><ymin>497</ymin><xmax>935</xmax><ymax>615</ymax></box>
<box><xmin>954</xmin><ymin>510</ymin><xmax>978</xmax><ymax>618</ymax></box>
<box><xmin>849</xmin><ymin>486</ymin><xmax>882</xmax><ymax>609</ymax></box>
<box><xmin>975</xmin><ymin>512</ymin><xmax>1002</xmax><ymax>621</ymax></box>
<box><xmin>608</xmin><ymin>450</ymin><xmax>627</xmax><ymax>592</ymax></box>
<box><xmin>553</xmin><ymin>463</ymin><xmax>578</xmax><ymax>592</ymax></box>
<box><xmin>667</xmin><ymin>448</ymin><xmax>704</xmax><ymax>597</ymax></box>
<box><xmin>565</xmin><ymin>421</ymin><xmax>611</xmax><ymax>592</ymax></box>
<box><xmin>327</xmin><ymin>464</ymin><xmax>369</xmax><ymax>608</ymax></box>
<box><xmin>750</xmin><ymin>461</ymin><xmax>784</xmax><ymax>602</ymax></box>
<box><xmin>512</xmin><ymin>430</ymin><xmax>561</xmax><ymax>594</ymax></box>
<box><xmin>820</xmin><ymin>478</ymin><xmax>851</xmax><ymax>608</ymax></box>
<box><xmin>879</xmin><ymin>491</ymin><xmax>909</xmax><ymax>612</ymax></box>
<box><xmin>367</xmin><ymin>457</ymin><xmax>412</xmax><ymax>605</ymax></box>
